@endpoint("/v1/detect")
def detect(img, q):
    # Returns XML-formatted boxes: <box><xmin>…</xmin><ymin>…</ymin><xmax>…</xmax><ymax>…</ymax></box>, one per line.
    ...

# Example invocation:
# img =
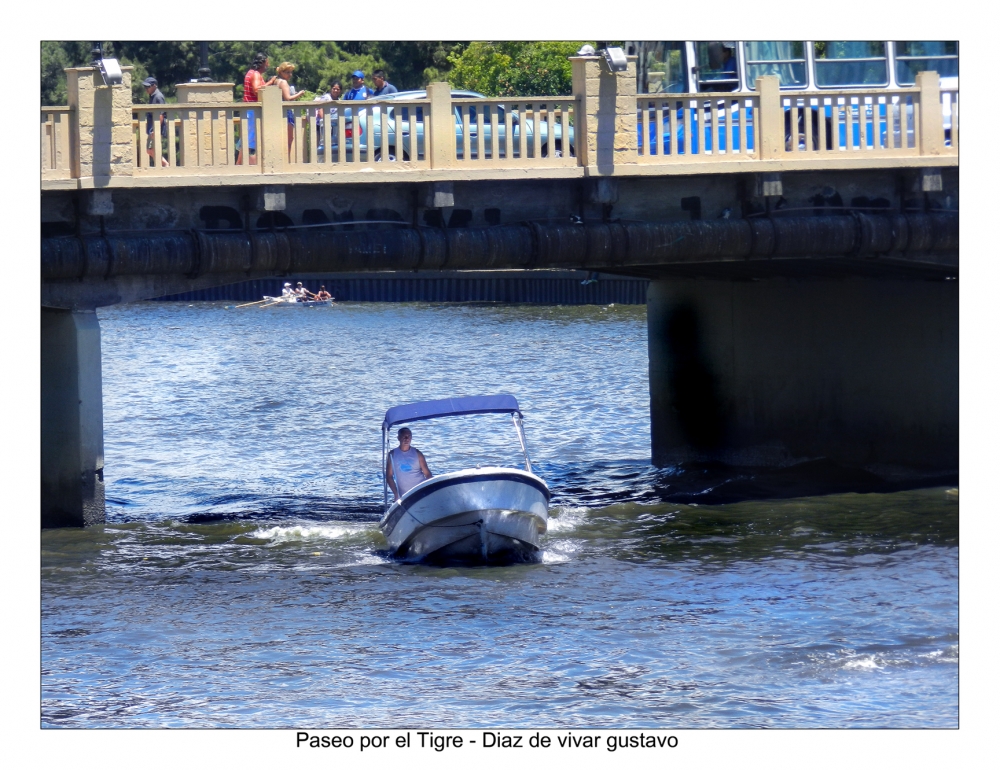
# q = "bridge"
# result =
<box><xmin>41</xmin><ymin>55</ymin><xmax>958</xmax><ymax>527</ymax></box>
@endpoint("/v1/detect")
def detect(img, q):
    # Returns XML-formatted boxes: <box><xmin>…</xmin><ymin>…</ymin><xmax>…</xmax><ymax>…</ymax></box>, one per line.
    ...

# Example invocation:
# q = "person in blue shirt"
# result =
<box><xmin>372</xmin><ymin>69</ymin><xmax>398</xmax><ymax>97</ymax></box>
<box><xmin>344</xmin><ymin>71</ymin><xmax>371</xmax><ymax>100</ymax></box>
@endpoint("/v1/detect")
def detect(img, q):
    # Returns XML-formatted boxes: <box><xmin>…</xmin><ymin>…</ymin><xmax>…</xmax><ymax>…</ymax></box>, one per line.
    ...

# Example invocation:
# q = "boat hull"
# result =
<box><xmin>379</xmin><ymin>469</ymin><xmax>549</xmax><ymax>564</ymax></box>
<box><xmin>263</xmin><ymin>296</ymin><xmax>332</xmax><ymax>307</ymax></box>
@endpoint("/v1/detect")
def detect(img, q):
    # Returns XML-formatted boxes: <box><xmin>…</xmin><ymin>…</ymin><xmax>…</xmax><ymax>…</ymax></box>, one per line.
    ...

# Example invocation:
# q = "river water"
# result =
<box><xmin>40</xmin><ymin>301</ymin><xmax>958</xmax><ymax>729</ymax></box>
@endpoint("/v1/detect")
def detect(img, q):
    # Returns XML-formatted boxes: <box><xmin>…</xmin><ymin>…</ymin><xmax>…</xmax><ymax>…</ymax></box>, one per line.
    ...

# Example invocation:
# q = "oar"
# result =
<box><xmin>235</xmin><ymin>299</ymin><xmax>270</xmax><ymax>308</ymax></box>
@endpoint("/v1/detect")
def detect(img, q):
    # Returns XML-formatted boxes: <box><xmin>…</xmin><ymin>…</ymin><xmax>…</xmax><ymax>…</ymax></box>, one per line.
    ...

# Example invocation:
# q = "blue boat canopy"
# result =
<box><xmin>383</xmin><ymin>394</ymin><xmax>522</xmax><ymax>431</ymax></box>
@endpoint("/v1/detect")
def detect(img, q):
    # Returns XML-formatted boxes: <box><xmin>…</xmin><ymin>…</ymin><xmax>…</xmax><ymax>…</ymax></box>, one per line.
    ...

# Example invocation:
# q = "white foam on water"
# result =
<box><xmin>546</xmin><ymin>506</ymin><xmax>589</xmax><ymax>533</ymax></box>
<box><xmin>540</xmin><ymin>547</ymin><xmax>573</xmax><ymax>564</ymax></box>
<box><xmin>919</xmin><ymin>646</ymin><xmax>959</xmax><ymax>664</ymax></box>
<box><xmin>842</xmin><ymin>656</ymin><xmax>884</xmax><ymax>671</ymax></box>
<box><xmin>249</xmin><ymin>524</ymin><xmax>360</xmax><ymax>543</ymax></box>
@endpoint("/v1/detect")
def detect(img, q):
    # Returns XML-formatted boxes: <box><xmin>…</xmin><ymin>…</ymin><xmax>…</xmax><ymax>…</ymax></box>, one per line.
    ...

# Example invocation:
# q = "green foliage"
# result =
<box><xmin>40</xmin><ymin>41</ymin><xmax>472</xmax><ymax>105</ymax></box>
<box><xmin>447</xmin><ymin>41</ymin><xmax>592</xmax><ymax>96</ymax></box>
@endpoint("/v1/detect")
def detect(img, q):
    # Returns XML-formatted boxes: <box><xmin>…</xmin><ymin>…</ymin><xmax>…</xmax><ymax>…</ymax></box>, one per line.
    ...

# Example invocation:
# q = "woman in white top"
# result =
<box><xmin>275</xmin><ymin>61</ymin><xmax>306</xmax><ymax>158</ymax></box>
<box><xmin>386</xmin><ymin>427</ymin><xmax>432</xmax><ymax>502</ymax></box>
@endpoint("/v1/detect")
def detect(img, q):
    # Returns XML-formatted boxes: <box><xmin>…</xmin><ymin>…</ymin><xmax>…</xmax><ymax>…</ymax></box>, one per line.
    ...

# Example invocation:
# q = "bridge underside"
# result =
<box><xmin>40</xmin><ymin>168</ymin><xmax>959</xmax><ymax>526</ymax></box>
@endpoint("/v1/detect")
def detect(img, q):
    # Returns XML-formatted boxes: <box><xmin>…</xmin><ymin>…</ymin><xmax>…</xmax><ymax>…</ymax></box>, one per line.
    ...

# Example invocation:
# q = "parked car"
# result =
<box><xmin>317</xmin><ymin>90</ymin><xmax>574</xmax><ymax>162</ymax></box>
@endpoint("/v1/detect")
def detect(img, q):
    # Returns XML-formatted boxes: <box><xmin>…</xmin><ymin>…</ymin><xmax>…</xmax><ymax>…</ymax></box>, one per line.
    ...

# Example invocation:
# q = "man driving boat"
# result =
<box><xmin>387</xmin><ymin>427</ymin><xmax>432</xmax><ymax>502</ymax></box>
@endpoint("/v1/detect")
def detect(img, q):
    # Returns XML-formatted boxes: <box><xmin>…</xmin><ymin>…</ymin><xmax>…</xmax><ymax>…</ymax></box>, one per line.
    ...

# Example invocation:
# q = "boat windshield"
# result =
<box><xmin>386</xmin><ymin>412</ymin><xmax>530</xmax><ymax>478</ymax></box>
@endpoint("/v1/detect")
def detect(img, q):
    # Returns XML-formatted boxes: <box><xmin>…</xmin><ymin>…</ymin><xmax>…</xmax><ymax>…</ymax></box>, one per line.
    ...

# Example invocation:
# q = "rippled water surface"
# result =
<box><xmin>41</xmin><ymin>301</ymin><xmax>958</xmax><ymax>728</ymax></box>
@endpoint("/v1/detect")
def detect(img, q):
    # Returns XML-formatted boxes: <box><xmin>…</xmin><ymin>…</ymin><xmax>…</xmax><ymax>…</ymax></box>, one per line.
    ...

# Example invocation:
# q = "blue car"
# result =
<box><xmin>638</xmin><ymin>95</ymin><xmax>924</xmax><ymax>156</ymax></box>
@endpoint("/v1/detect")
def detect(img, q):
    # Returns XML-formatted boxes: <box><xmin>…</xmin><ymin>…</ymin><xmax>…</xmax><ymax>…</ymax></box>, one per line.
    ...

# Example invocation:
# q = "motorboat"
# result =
<box><xmin>379</xmin><ymin>394</ymin><xmax>550</xmax><ymax>564</ymax></box>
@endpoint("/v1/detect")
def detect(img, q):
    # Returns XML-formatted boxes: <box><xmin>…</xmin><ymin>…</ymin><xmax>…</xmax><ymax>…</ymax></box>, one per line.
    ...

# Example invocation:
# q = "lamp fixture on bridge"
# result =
<box><xmin>601</xmin><ymin>46</ymin><xmax>628</xmax><ymax>73</ymax></box>
<box><xmin>89</xmin><ymin>42</ymin><xmax>123</xmax><ymax>87</ymax></box>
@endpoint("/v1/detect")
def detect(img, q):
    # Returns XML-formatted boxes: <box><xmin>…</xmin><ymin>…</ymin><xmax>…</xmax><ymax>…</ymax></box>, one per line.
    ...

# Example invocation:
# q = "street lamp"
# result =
<box><xmin>197</xmin><ymin>41</ymin><xmax>212</xmax><ymax>82</ymax></box>
<box><xmin>89</xmin><ymin>41</ymin><xmax>123</xmax><ymax>87</ymax></box>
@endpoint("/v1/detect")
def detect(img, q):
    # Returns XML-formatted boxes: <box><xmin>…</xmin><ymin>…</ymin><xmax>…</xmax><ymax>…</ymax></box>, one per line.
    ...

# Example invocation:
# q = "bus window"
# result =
<box><xmin>895</xmin><ymin>41</ymin><xmax>958</xmax><ymax>84</ymax></box>
<box><xmin>696</xmin><ymin>42</ymin><xmax>739</xmax><ymax>92</ymax></box>
<box><xmin>814</xmin><ymin>42</ymin><xmax>888</xmax><ymax>87</ymax></box>
<box><xmin>638</xmin><ymin>42</ymin><xmax>687</xmax><ymax>93</ymax></box>
<box><xmin>744</xmin><ymin>41</ymin><xmax>807</xmax><ymax>88</ymax></box>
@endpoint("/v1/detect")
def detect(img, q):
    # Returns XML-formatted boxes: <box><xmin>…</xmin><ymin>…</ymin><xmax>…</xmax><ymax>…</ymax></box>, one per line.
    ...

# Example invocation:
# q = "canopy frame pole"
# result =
<box><xmin>512</xmin><ymin>413</ymin><xmax>532</xmax><ymax>474</ymax></box>
<box><xmin>382</xmin><ymin>426</ymin><xmax>388</xmax><ymax>513</ymax></box>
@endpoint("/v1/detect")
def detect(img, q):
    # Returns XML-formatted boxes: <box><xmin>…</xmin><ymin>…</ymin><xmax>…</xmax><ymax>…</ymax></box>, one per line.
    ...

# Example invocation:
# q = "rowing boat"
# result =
<box><xmin>262</xmin><ymin>295</ymin><xmax>333</xmax><ymax>307</ymax></box>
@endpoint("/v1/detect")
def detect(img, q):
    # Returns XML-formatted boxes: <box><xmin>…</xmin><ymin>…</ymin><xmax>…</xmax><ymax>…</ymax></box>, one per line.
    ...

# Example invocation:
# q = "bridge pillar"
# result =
<box><xmin>427</xmin><ymin>83</ymin><xmax>456</xmax><ymax>167</ymax></box>
<box><xmin>647</xmin><ymin>277</ymin><xmax>958</xmax><ymax>473</ymax></box>
<box><xmin>65</xmin><ymin>65</ymin><xmax>134</xmax><ymax>181</ymax></box>
<box><xmin>41</xmin><ymin>309</ymin><xmax>105</xmax><ymax>528</ymax></box>
<box><xmin>916</xmin><ymin>71</ymin><xmax>945</xmax><ymax>157</ymax></box>
<box><xmin>259</xmin><ymin>85</ymin><xmax>286</xmax><ymax>173</ymax></box>
<box><xmin>570</xmin><ymin>53</ymin><xmax>638</xmax><ymax>171</ymax></box>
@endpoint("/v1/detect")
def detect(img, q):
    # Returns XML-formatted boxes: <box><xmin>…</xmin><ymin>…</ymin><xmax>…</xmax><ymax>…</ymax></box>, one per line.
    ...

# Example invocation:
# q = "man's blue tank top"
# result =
<box><xmin>390</xmin><ymin>447</ymin><xmax>426</xmax><ymax>496</ymax></box>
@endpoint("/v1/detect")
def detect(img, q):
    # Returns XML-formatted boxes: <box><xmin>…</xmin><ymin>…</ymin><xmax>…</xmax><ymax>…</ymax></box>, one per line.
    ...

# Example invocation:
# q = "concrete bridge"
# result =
<box><xmin>41</xmin><ymin>56</ymin><xmax>958</xmax><ymax>527</ymax></box>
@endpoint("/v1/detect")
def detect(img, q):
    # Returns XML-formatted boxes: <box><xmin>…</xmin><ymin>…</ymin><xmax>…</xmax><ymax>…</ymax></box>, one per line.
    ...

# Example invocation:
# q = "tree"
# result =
<box><xmin>447</xmin><ymin>42</ymin><xmax>592</xmax><ymax>96</ymax></box>
<box><xmin>40</xmin><ymin>41</ymin><xmax>472</xmax><ymax>105</ymax></box>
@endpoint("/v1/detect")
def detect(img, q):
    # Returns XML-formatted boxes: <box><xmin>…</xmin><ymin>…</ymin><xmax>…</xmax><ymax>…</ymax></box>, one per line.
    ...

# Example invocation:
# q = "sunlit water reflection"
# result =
<box><xmin>41</xmin><ymin>301</ymin><xmax>957</xmax><ymax>728</ymax></box>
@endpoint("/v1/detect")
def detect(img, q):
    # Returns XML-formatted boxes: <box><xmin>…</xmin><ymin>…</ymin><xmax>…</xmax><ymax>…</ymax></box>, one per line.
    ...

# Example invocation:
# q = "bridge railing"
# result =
<box><xmin>636</xmin><ymin>94</ymin><xmax>760</xmax><ymax>160</ymax></box>
<box><xmin>940</xmin><ymin>87</ymin><xmax>958</xmax><ymax>155</ymax></box>
<box><xmin>132</xmin><ymin>102</ymin><xmax>260</xmax><ymax>173</ymax></box>
<box><xmin>636</xmin><ymin>74</ymin><xmax>955</xmax><ymax>163</ymax></box>
<box><xmin>286</xmin><ymin>99</ymin><xmax>432</xmax><ymax>166</ymax></box>
<box><xmin>42</xmin><ymin>66</ymin><xmax>957</xmax><ymax>185</ymax></box>
<box><xmin>41</xmin><ymin>106</ymin><xmax>73</xmax><ymax>180</ymax></box>
<box><xmin>451</xmin><ymin>98</ymin><xmax>578</xmax><ymax>166</ymax></box>
<box><xmin>779</xmin><ymin>89</ymin><xmax>922</xmax><ymax>156</ymax></box>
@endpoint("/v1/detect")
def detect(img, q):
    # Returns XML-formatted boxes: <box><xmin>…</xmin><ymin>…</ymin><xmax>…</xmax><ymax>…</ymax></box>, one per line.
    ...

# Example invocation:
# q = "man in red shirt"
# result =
<box><xmin>237</xmin><ymin>52</ymin><xmax>276</xmax><ymax>165</ymax></box>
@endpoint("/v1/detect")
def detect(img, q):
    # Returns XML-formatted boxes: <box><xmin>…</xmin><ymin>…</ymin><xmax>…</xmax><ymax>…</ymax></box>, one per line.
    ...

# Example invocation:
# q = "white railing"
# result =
<box><xmin>41</xmin><ymin>107</ymin><xmax>73</xmax><ymax>179</ymax></box>
<box><xmin>132</xmin><ymin>102</ymin><xmax>260</xmax><ymax>173</ymax></box>
<box><xmin>451</xmin><ymin>98</ymin><xmax>577</xmax><ymax>166</ymax></box>
<box><xmin>636</xmin><ymin>94</ymin><xmax>759</xmax><ymax>160</ymax></box>
<box><xmin>285</xmin><ymin>99</ymin><xmax>431</xmax><ymax>167</ymax></box>
<box><xmin>780</xmin><ymin>89</ymin><xmax>921</xmax><ymax>156</ymax></box>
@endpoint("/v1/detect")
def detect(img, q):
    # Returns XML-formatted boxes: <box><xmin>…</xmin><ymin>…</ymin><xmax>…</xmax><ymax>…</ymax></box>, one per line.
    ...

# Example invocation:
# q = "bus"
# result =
<box><xmin>627</xmin><ymin>41</ymin><xmax>958</xmax><ymax>94</ymax></box>
<box><xmin>624</xmin><ymin>41</ymin><xmax>958</xmax><ymax>155</ymax></box>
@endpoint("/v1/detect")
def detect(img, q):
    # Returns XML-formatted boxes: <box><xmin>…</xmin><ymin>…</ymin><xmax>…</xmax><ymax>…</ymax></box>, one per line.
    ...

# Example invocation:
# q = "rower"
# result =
<box><xmin>315</xmin><ymin>286</ymin><xmax>332</xmax><ymax>301</ymax></box>
<box><xmin>281</xmin><ymin>282</ymin><xmax>294</xmax><ymax>298</ymax></box>
<box><xmin>294</xmin><ymin>281</ymin><xmax>316</xmax><ymax>301</ymax></box>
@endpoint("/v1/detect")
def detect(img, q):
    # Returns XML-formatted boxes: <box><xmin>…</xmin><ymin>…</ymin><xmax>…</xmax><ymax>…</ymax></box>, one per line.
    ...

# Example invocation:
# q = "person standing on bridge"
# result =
<box><xmin>142</xmin><ymin>77</ymin><xmax>169</xmax><ymax>168</ymax></box>
<box><xmin>386</xmin><ymin>427</ymin><xmax>432</xmax><ymax>502</ymax></box>
<box><xmin>275</xmin><ymin>62</ymin><xmax>307</xmax><ymax>159</ymax></box>
<box><xmin>343</xmin><ymin>71</ymin><xmax>371</xmax><ymax>101</ymax></box>
<box><xmin>371</xmin><ymin>70</ymin><xmax>397</xmax><ymax>97</ymax></box>
<box><xmin>238</xmin><ymin>53</ymin><xmax>277</xmax><ymax>166</ymax></box>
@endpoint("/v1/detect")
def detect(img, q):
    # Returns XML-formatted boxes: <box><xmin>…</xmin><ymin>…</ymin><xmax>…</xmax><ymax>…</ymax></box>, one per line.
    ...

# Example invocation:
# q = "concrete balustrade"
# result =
<box><xmin>133</xmin><ymin>101</ymin><xmax>259</xmax><ymax>173</ymax></box>
<box><xmin>451</xmin><ymin>97</ymin><xmax>578</xmax><ymax>165</ymax></box>
<box><xmin>284</xmin><ymin>97</ymin><xmax>432</xmax><ymax>166</ymax></box>
<box><xmin>43</xmin><ymin>65</ymin><xmax>956</xmax><ymax>188</ymax></box>
<box><xmin>940</xmin><ymin>87</ymin><xmax>958</xmax><ymax>155</ymax></box>
<box><xmin>41</xmin><ymin>107</ymin><xmax>73</xmax><ymax>181</ymax></box>
<box><xmin>636</xmin><ymin>94</ymin><xmax>760</xmax><ymax>160</ymax></box>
